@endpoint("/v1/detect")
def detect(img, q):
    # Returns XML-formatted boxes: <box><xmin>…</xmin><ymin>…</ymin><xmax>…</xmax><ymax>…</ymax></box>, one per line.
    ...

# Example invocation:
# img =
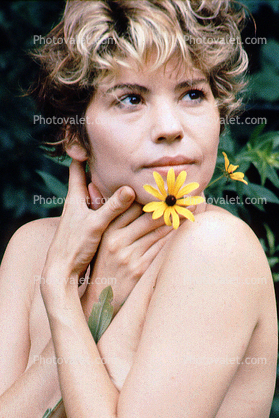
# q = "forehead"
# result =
<box><xmin>97</xmin><ymin>56</ymin><xmax>208</xmax><ymax>92</ymax></box>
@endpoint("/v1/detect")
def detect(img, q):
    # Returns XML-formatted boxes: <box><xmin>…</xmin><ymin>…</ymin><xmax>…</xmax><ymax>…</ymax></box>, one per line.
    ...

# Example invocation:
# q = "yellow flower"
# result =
<box><xmin>142</xmin><ymin>168</ymin><xmax>204</xmax><ymax>229</ymax></box>
<box><xmin>222</xmin><ymin>152</ymin><xmax>248</xmax><ymax>185</ymax></box>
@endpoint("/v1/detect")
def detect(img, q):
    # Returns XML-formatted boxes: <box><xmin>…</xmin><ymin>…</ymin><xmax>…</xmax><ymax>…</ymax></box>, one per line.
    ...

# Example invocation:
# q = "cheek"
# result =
<box><xmin>198</xmin><ymin>110</ymin><xmax>220</xmax><ymax>155</ymax></box>
<box><xmin>198</xmin><ymin>110</ymin><xmax>220</xmax><ymax>181</ymax></box>
<box><xmin>207</xmin><ymin>105</ymin><xmax>220</xmax><ymax>150</ymax></box>
<box><xmin>86</xmin><ymin>123</ymin><xmax>136</xmax><ymax>197</ymax></box>
<box><xmin>86</xmin><ymin>119</ymin><xmax>119</xmax><ymax>165</ymax></box>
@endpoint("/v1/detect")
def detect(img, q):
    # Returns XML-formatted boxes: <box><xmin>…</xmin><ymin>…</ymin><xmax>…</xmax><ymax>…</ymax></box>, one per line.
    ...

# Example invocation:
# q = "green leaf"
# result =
<box><xmin>245</xmin><ymin>183</ymin><xmax>279</xmax><ymax>205</ymax></box>
<box><xmin>268</xmin><ymin>257</ymin><xmax>279</xmax><ymax>269</ymax></box>
<box><xmin>249</xmin><ymin>123</ymin><xmax>266</xmax><ymax>148</ymax></box>
<box><xmin>42</xmin><ymin>409</ymin><xmax>53</xmax><ymax>418</ymax></box>
<box><xmin>88</xmin><ymin>286</ymin><xmax>114</xmax><ymax>343</ymax></box>
<box><xmin>44</xmin><ymin>153</ymin><xmax>72</xmax><ymax>167</ymax></box>
<box><xmin>42</xmin><ymin>398</ymin><xmax>63</xmax><ymax>418</ymax></box>
<box><xmin>265</xmin><ymin>166</ymin><xmax>279</xmax><ymax>188</ymax></box>
<box><xmin>36</xmin><ymin>170</ymin><xmax>67</xmax><ymax>198</ymax></box>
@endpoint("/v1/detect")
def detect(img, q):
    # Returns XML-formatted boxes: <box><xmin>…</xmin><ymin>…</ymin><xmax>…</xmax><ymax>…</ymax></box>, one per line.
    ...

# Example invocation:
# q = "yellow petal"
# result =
<box><xmin>230</xmin><ymin>172</ymin><xmax>248</xmax><ymax>185</ymax></box>
<box><xmin>171</xmin><ymin>207</ymin><xmax>180</xmax><ymax>229</ymax></box>
<box><xmin>143</xmin><ymin>184</ymin><xmax>165</xmax><ymax>201</ymax></box>
<box><xmin>153</xmin><ymin>171</ymin><xmax>167</xmax><ymax>197</ymax></box>
<box><xmin>142</xmin><ymin>201</ymin><xmax>164</xmax><ymax>212</ymax></box>
<box><xmin>152</xmin><ymin>202</ymin><xmax>168</xmax><ymax>219</ymax></box>
<box><xmin>222</xmin><ymin>152</ymin><xmax>229</xmax><ymax>171</ymax></box>
<box><xmin>167</xmin><ymin>168</ymin><xmax>175</xmax><ymax>195</ymax></box>
<box><xmin>228</xmin><ymin>163</ymin><xmax>239</xmax><ymax>173</ymax></box>
<box><xmin>176</xmin><ymin>182</ymin><xmax>199</xmax><ymax>199</ymax></box>
<box><xmin>173</xmin><ymin>171</ymin><xmax>187</xmax><ymax>196</ymax></box>
<box><xmin>175</xmin><ymin>205</ymin><xmax>195</xmax><ymax>222</ymax></box>
<box><xmin>177</xmin><ymin>196</ymin><xmax>204</xmax><ymax>206</ymax></box>
<box><xmin>164</xmin><ymin>206</ymin><xmax>172</xmax><ymax>226</ymax></box>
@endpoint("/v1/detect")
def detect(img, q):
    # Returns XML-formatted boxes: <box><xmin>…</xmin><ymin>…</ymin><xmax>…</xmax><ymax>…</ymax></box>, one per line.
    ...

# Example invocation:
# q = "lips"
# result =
<box><xmin>143</xmin><ymin>156</ymin><xmax>195</xmax><ymax>175</ymax></box>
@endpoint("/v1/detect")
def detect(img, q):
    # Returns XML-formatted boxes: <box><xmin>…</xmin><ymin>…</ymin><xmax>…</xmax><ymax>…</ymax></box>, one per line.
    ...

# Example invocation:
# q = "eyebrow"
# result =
<box><xmin>105</xmin><ymin>83</ymin><xmax>149</xmax><ymax>94</ymax></box>
<box><xmin>105</xmin><ymin>78</ymin><xmax>209</xmax><ymax>95</ymax></box>
<box><xmin>174</xmin><ymin>78</ymin><xmax>208</xmax><ymax>92</ymax></box>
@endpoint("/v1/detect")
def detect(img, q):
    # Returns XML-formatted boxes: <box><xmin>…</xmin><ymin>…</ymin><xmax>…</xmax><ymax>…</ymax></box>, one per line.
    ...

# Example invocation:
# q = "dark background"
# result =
<box><xmin>0</xmin><ymin>0</ymin><xmax>279</xmax><ymax>415</ymax></box>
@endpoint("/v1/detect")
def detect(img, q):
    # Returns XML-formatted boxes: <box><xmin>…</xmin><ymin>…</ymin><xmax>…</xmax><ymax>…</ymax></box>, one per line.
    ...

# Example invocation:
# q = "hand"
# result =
<box><xmin>81</xmin><ymin>199</ymin><xmax>173</xmax><ymax>316</ymax></box>
<box><xmin>40</xmin><ymin>160</ymin><xmax>135</xmax><ymax>306</ymax></box>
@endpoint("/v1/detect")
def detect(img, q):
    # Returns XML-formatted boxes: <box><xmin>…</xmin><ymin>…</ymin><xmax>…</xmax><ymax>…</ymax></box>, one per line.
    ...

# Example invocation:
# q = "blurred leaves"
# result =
<box><xmin>250</xmin><ymin>40</ymin><xmax>279</xmax><ymax>102</ymax></box>
<box><xmin>206</xmin><ymin>124</ymin><xmax>279</xmax><ymax>210</ymax></box>
<box><xmin>0</xmin><ymin>1</ymin><xmax>65</xmax><ymax>257</ymax></box>
<box><xmin>206</xmin><ymin>123</ymin><xmax>279</xmax><ymax>280</ymax></box>
<box><xmin>260</xmin><ymin>224</ymin><xmax>279</xmax><ymax>282</ymax></box>
<box><xmin>36</xmin><ymin>170</ymin><xmax>67</xmax><ymax>203</ymax></box>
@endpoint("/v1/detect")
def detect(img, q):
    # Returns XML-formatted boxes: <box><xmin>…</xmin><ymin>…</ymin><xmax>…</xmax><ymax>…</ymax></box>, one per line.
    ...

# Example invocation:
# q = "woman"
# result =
<box><xmin>0</xmin><ymin>1</ymin><xmax>277</xmax><ymax>417</ymax></box>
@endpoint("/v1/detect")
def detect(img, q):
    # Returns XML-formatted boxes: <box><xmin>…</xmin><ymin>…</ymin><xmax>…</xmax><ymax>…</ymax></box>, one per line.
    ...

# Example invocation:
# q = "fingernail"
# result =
<box><xmin>120</xmin><ymin>187</ymin><xmax>134</xmax><ymax>203</ymax></box>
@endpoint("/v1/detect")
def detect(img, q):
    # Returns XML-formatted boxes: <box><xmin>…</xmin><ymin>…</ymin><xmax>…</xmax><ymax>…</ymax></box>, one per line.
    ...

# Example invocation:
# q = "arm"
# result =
<box><xmin>82</xmin><ymin>197</ymin><xmax>172</xmax><ymax>317</ymax></box>
<box><xmin>118</xmin><ymin>211</ymin><xmax>276</xmax><ymax>417</ymax></box>
<box><xmin>0</xmin><ymin>221</ymin><xmax>63</xmax><ymax>417</ymax></box>
<box><xmin>42</xmin><ymin>210</ymin><xmax>276</xmax><ymax>418</ymax></box>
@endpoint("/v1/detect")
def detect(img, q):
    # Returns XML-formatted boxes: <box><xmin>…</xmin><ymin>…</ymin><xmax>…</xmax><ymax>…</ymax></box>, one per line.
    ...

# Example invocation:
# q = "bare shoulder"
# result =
<box><xmin>1</xmin><ymin>216</ymin><xmax>59</xmax><ymax>267</ymax></box>
<box><xmin>0</xmin><ymin>217</ymin><xmax>60</xmax><ymax>301</ymax></box>
<box><xmin>7</xmin><ymin>216</ymin><xmax>59</xmax><ymax>246</ymax></box>
<box><xmin>155</xmin><ymin>205</ymin><xmax>274</xmax><ymax>321</ymax></box>
<box><xmin>168</xmin><ymin>205</ymin><xmax>271</xmax><ymax>276</ymax></box>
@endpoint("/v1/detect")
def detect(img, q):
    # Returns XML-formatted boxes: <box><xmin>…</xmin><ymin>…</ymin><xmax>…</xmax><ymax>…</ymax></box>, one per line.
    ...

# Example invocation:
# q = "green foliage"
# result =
<box><xmin>42</xmin><ymin>398</ymin><xmax>63</xmax><ymax>418</ymax></box>
<box><xmin>36</xmin><ymin>169</ymin><xmax>67</xmax><ymax>207</ymax></box>
<box><xmin>241</xmin><ymin>0</ymin><xmax>279</xmax><ymax>13</ymax></box>
<box><xmin>88</xmin><ymin>286</ymin><xmax>114</xmax><ymax>344</ymax></box>
<box><xmin>42</xmin><ymin>408</ymin><xmax>53</xmax><ymax>418</ymax></box>
<box><xmin>0</xmin><ymin>1</ymin><xmax>66</xmax><ymax>258</ymax></box>
<box><xmin>250</xmin><ymin>40</ymin><xmax>279</xmax><ymax>102</ymax></box>
<box><xmin>206</xmin><ymin>125</ymin><xmax>279</xmax><ymax>211</ymax></box>
<box><xmin>205</xmin><ymin>124</ymin><xmax>279</xmax><ymax>280</ymax></box>
<box><xmin>260</xmin><ymin>224</ymin><xmax>279</xmax><ymax>282</ymax></box>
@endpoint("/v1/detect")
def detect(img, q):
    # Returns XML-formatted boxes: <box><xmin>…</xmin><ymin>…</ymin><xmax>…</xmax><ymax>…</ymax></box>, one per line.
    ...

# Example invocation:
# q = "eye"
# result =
<box><xmin>118</xmin><ymin>94</ymin><xmax>143</xmax><ymax>107</ymax></box>
<box><xmin>182</xmin><ymin>89</ymin><xmax>205</xmax><ymax>102</ymax></box>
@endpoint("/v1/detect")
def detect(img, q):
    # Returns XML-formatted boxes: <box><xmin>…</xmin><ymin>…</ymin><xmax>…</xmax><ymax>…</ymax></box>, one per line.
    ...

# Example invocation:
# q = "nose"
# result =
<box><xmin>151</xmin><ymin>102</ymin><xmax>184</xmax><ymax>143</ymax></box>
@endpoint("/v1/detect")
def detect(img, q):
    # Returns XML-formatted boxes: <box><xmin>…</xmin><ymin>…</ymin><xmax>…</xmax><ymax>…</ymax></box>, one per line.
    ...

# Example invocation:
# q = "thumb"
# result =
<box><xmin>96</xmin><ymin>186</ymin><xmax>135</xmax><ymax>229</ymax></box>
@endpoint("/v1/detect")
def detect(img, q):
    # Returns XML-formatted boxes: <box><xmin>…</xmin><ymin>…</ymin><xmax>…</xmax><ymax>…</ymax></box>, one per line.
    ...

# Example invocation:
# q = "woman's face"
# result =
<box><xmin>85</xmin><ymin>58</ymin><xmax>220</xmax><ymax>205</ymax></box>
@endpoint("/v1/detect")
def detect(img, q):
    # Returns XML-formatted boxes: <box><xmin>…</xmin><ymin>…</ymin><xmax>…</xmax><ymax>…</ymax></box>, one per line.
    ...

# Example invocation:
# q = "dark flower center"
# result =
<box><xmin>165</xmin><ymin>195</ymin><xmax>177</xmax><ymax>206</ymax></box>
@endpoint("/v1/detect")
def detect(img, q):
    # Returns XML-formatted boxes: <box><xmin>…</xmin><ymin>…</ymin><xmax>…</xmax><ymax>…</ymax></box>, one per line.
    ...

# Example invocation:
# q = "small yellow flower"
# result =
<box><xmin>222</xmin><ymin>152</ymin><xmax>248</xmax><ymax>185</ymax></box>
<box><xmin>142</xmin><ymin>168</ymin><xmax>204</xmax><ymax>229</ymax></box>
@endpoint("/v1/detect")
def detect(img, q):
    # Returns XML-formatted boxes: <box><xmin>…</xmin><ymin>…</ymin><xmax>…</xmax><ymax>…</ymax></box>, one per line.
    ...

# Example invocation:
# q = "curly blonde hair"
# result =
<box><xmin>31</xmin><ymin>0</ymin><xmax>248</xmax><ymax>155</ymax></box>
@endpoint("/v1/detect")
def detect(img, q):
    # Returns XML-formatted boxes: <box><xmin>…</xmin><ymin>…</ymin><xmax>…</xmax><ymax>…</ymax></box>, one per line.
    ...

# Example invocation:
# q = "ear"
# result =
<box><xmin>65</xmin><ymin>139</ymin><xmax>88</xmax><ymax>162</ymax></box>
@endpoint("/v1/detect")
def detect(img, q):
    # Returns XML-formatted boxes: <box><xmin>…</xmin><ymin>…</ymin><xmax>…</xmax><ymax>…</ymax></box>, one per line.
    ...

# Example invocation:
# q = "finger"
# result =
<box><xmin>108</xmin><ymin>202</ymin><xmax>143</xmax><ymax>230</ymax></box>
<box><xmin>95</xmin><ymin>186</ymin><xmax>135</xmax><ymax>231</ymax></box>
<box><xmin>131</xmin><ymin>223</ymin><xmax>173</xmax><ymax>256</ymax></box>
<box><xmin>67</xmin><ymin>160</ymin><xmax>90</xmax><ymax>204</ymax></box>
<box><xmin>136</xmin><ymin>227</ymin><xmax>174</xmax><ymax>272</ymax></box>
<box><xmin>120</xmin><ymin>211</ymin><xmax>169</xmax><ymax>246</ymax></box>
<box><xmin>88</xmin><ymin>182</ymin><xmax>104</xmax><ymax>210</ymax></box>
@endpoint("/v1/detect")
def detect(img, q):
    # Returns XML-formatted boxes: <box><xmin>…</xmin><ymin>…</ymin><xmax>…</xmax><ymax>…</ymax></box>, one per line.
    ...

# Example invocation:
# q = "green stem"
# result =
<box><xmin>207</xmin><ymin>174</ymin><xmax>225</xmax><ymax>188</ymax></box>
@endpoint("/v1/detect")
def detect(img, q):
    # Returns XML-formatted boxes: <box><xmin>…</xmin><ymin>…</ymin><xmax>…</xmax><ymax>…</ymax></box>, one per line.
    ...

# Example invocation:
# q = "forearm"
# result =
<box><xmin>0</xmin><ymin>339</ymin><xmax>61</xmax><ymax>418</ymax></box>
<box><xmin>46</xmin><ymin>289</ymin><xmax>119</xmax><ymax>418</ymax></box>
